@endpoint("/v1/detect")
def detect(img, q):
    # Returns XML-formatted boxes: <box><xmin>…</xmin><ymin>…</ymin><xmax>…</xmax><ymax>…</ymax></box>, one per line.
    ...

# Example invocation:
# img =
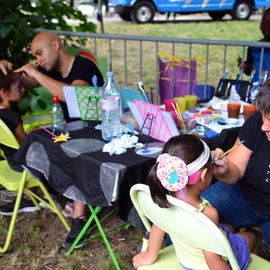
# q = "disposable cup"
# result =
<box><xmin>174</xmin><ymin>97</ymin><xmax>187</xmax><ymax>112</ymax></box>
<box><xmin>243</xmin><ymin>104</ymin><xmax>257</xmax><ymax>121</ymax></box>
<box><xmin>185</xmin><ymin>95</ymin><xmax>198</xmax><ymax>110</ymax></box>
<box><xmin>227</xmin><ymin>103</ymin><xmax>241</xmax><ymax>119</ymax></box>
<box><xmin>163</xmin><ymin>99</ymin><xmax>177</xmax><ymax>112</ymax></box>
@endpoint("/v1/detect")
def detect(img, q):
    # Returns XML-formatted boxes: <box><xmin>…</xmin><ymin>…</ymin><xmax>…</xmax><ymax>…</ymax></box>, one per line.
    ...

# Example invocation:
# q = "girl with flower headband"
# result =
<box><xmin>133</xmin><ymin>134</ymin><xmax>255</xmax><ymax>270</ymax></box>
<box><xmin>0</xmin><ymin>70</ymin><xmax>26</xmax><ymax>144</ymax></box>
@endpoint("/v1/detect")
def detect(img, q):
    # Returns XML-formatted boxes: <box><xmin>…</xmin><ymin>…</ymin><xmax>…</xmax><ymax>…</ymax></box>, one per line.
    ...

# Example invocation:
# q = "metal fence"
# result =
<box><xmin>42</xmin><ymin>29</ymin><xmax>270</xmax><ymax>103</ymax></box>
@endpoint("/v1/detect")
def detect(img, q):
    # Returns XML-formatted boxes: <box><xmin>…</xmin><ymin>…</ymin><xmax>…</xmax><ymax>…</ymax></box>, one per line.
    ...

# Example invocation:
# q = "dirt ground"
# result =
<box><xmin>0</xmin><ymin>193</ymin><xmax>143</xmax><ymax>270</ymax></box>
<box><xmin>0</xmin><ymin>194</ymin><xmax>269</xmax><ymax>270</ymax></box>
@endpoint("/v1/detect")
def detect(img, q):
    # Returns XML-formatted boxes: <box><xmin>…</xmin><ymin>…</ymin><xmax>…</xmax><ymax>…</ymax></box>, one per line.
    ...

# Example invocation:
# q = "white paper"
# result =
<box><xmin>63</xmin><ymin>86</ymin><xmax>80</xmax><ymax>118</ymax></box>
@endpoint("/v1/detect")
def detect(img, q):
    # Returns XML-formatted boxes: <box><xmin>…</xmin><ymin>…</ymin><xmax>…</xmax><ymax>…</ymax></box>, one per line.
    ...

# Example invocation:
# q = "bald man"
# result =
<box><xmin>16</xmin><ymin>31</ymin><xmax>104</xmax><ymax>121</ymax></box>
<box><xmin>15</xmin><ymin>33</ymin><xmax>105</xmax><ymax>248</ymax></box>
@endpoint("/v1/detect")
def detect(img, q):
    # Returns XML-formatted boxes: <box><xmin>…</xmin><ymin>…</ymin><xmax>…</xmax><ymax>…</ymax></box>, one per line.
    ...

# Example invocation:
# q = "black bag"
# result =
<box><xmin>214</xmin><ymin>79</ymin><xmax>251</xmax><ymax>101</ymax></box>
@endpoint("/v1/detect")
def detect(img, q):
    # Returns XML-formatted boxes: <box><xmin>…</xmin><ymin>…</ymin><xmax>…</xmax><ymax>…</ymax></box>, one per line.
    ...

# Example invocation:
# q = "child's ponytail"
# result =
<box><xmin>148</xmin><ymin>163</ymin><xmax>169</xmax><ymax>208</ymax></box>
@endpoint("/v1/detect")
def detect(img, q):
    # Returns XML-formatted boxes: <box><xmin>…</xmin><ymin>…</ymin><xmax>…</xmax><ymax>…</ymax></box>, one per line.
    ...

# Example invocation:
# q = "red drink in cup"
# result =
<box><xmin>227</xmin><ymin>103</ymin><xmax>241</xmax><ymax>119</ymax></box>
<box><xmin>243</xmin><ymin>104</ymin><xmax>257</xmax><ymax>121</ymax></box>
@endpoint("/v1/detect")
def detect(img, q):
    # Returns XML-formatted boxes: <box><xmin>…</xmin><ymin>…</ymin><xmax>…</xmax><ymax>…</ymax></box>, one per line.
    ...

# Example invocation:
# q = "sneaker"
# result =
<box><xmin>62</xmin><ymin>202</ymin><xmax>74</xmax><ymax>218</ymax></box>
<box><xmin>63</xmin><ymin>218</ymin><xmax>88</xmax><ymax>249</ymax></box>
<box><xmin>0</xmin><ymin>197</ymin><xmax>39</xmax><ymax>216</ymax></box>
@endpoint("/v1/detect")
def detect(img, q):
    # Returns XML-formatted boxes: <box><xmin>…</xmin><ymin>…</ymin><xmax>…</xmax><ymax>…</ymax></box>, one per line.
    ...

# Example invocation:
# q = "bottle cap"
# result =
<box><xmin>107</xmin><ymin>71</ymin><xmax>114</xmax><ymax>78</ymax></box>
<box><xmin>53</xmin><ymin>96</ymin><xmax>59</xmax><ymax>104</ymax></box>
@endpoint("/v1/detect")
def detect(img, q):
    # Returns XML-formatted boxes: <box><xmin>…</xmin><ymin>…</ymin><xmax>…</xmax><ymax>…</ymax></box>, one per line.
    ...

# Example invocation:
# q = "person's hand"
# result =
<box><xmin>15</xmin><ymin>63</ymin><xmax>39</xmax><ymax>79</ymax></box>
<box><xmin>132</xmin><ymin>251</ymin><xmax>156</xmax><ymax>269</ymax></box>
<box><xmin>0</xmin><ymin>60</ymin><xmax>13</xmax><ymax>75</ymax></box>
<box><xmin>237</xmin><ymin>57</ymin><xmax>251</xmax><ymax>75</ymax></box>
<box><xmin>237</xmin><ymin>57</ymin><xmax>243</xmax><ymax>68</ymax></box>
<box><xmin>211</xmin><ymin>148</ymin><xmax>228</xmax><ymax>176</ymax></box>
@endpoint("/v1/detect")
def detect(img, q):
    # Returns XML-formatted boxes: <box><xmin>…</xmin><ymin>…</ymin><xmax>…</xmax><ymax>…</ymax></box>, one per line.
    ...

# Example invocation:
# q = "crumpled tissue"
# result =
<box><xmin>102</xmin><ymin>134</ymin><xmax>143</xmax><ymax>155</ymax></box>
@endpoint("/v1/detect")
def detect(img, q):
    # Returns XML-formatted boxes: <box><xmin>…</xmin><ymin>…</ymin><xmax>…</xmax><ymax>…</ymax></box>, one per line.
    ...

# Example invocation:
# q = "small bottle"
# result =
<box><xmin>101</xmin><ymin>71</ymin><xmax>122</xmax><ymax>141</ymax></box>
<box><xmin>51</xmin><ymin>96</ymin><xmax>65</xmax><ymax>135</ymax></box>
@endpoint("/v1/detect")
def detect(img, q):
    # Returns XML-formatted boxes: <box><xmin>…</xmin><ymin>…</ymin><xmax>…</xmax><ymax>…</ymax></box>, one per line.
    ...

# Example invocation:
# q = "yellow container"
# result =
<box><xmin>174</xmin><ymin>97</ymin><xmax>187</xmax><ymax>112</ymax></box>
<box><xmin>185</xmin><ymin>95</ymin><xmax>198</xmax><ymax>110</ymax></box>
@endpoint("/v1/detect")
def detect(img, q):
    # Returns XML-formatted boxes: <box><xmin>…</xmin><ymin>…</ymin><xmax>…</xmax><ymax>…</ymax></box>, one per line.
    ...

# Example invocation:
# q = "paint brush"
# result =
<box><xmin>174</xmin><ymin>102</ymin><xmax>186</xmax><ymax>128</ymax></box>
<box><xmin>137</xmin><ymin>81</ymin><xmax>150</xmax><ymax>103</ymax></box>
<box><xmin>217</xmin><ymin>68</ymin><xmax>228</xmax><ymax>94</ymax></box>
<box><xmin>171</xmin><ymin>102</ymin><xmax>186</xmax><ymax>128</ymax></box>
<box><xmin>212</xmin><ymin>140</ymin><xmax>244</xmax><ymax>164</ymax></box>
<box><xmin>235</xmin><ymin>66</ymin><xmax>243</xmax><ymax>93</ymax></box>
<box><xmin>245</xmin><ymin>68</ymin><xmax>256</xmax><ymax>103</ymax></box>
<box><xmin>40</xmin><ymin>126</ymin><xmax>57</xmax><ymax>137</ymax></box>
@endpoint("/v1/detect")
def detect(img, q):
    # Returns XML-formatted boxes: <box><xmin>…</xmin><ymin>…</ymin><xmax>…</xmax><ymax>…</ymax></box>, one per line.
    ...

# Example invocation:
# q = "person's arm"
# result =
<box><xmin>203</xmin><ymin>250</ymin><xmax>231</xmax><ymax>270</ymax></box>
<box><xmin>14</xmin><ymin>123</ymin><xmax>27</xmax><ymax>145</ymax></box>
<box><xmin>202</xmin><ymin>206</ymin><xmax>231</xmax><ymax>269</ymax></box>
<box><xmin>212</xmin><ymin>137</ymin><xmax>252</xmax><ymax>184</ymax></box>
<box><xmin>132</xmin><ymin>224</ymin><xmax>165</xmax><ymax>269</ymax></box>
<box><xmin>15</xmin><ymin>63</ymin><xmax>89</xmax><ymax>101</ymax></box>
<box><xmin>0</xmin><ymin>60</ymin><xmax>13</xmax><ymax>75</ymax></box>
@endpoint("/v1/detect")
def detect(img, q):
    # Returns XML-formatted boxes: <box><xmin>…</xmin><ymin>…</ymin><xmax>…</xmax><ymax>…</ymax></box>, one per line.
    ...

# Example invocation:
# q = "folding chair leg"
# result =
<box><xmin>39</xmin><ymin>186</ymin><xmax>70</xmax><ymax>231</ymax></box>
<box><xmin>0</xmin><ymin>173</ymin><xmax>26</xmax><ymax>253</ymax></box>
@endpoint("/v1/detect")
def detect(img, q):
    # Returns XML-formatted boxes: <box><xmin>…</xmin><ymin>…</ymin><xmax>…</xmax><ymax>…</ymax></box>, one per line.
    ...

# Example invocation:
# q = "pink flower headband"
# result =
<box><xmin>156</xmin><ymin>140</ymin><xmax>210</xmax><ymax>192</ymax></box>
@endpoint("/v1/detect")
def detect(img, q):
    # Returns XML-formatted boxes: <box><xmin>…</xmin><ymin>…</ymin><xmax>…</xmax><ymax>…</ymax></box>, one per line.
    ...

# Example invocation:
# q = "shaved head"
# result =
<box><xmin>30</xmin><ymin>31</ymin><xmax>65</xmax><ymax>71</ymax></box>
<box><xmin>31</xmin><ymin>31</ymin><xmax>62</xmax><ymax>55</ymax></box>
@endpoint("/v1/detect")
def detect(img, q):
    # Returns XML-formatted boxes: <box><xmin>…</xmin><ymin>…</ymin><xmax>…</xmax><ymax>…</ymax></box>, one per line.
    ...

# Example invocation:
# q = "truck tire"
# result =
<box><xmin>231</xmin><ymin>0</ymin><xmax>252</xmax><ymax>20</ymax></box>
<box><xmin>208</xmin><ymin>11</ymin><xmax>226</xmax><ymax>20</ymax></box>
<box><xmin>118</xmin><ymin>12</ymin><xmax>132</xmax><ymax>21</ymax></box>
<box><xmin>131</xmin><ymin>1</ymin><xmax>155</xmax><ymax>24</ymax></box>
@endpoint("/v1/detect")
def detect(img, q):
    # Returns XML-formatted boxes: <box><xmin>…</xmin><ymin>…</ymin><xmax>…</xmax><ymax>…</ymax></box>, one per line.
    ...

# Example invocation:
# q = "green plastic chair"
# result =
<box><xmin>0</xmin><ymin>119</ymin><xmax>70</xmax><ymax>253</ymax></box>
<box><xmin>130</xmin><ymin>184</ymin><xmax>270</xmax><ymax>270</ymax></box>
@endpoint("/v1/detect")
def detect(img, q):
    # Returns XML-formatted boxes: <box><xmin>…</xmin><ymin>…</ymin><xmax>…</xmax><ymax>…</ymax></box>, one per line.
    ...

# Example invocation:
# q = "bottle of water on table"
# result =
<box><xmin>51</xmin><ymin>95</ymin><xmax>65</xmax><ymax>135</ymax></box>
<box><xmin>101</xmin><ymin>71</ymin><xmax>122</xmax><ymax>141</ymax></box>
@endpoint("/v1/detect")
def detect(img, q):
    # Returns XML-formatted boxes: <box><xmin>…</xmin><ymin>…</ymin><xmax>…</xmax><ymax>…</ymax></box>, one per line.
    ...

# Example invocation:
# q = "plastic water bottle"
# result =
<box><xmin>51</xmin><ymin>96</ymin><xmax>65</xmax><ymax>135</ymax></box>
<box><xmin>101</xmin><ymin>71</ymin><xmax>122</xmax><ymax>141</ymax></box>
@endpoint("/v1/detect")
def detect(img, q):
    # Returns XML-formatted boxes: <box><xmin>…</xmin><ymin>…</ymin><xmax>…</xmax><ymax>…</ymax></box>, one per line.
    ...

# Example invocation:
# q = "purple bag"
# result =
<box><xmin>158</xmin><ymin>57</ymin><xmax>197</xmax><ymax>104</ymax></box>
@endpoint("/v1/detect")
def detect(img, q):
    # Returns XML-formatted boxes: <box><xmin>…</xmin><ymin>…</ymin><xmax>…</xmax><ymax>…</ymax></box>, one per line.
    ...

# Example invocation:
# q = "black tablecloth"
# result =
<box><xmin>13</xmin><ymin>121</ymin><xmax>158</xmax><ymax>220</ymax></box>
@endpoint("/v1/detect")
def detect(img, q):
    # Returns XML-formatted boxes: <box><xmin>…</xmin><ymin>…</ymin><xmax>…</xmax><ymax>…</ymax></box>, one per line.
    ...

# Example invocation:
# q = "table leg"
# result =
<box><xmin>65</xmin><ymin>205</ymin><xmax>121</xmax><ymax>270</ymax></box>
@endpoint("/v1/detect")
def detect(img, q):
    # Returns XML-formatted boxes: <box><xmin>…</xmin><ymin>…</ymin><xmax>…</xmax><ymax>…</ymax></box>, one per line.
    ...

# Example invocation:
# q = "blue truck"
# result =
<box><xmin>109</xmin><ymin>0</ymin><xmax>270</xmax><ymax>23</ymax></box>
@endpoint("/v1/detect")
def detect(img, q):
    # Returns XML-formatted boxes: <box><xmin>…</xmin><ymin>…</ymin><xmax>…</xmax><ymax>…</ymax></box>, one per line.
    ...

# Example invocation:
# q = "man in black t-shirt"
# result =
<box><xmin>14</xmin><ymin>32</ymin><xmax>105</xmax><ymax>249</ymax></box>
<box><xmin>203</xmin><ymin>80</ymin><xmax>270</xmax><ymax>250</ymax></box>
<box><xmin>15</xmin><ymin>31</ymin><xmax>104</xmax><ymax>122</ymax></box>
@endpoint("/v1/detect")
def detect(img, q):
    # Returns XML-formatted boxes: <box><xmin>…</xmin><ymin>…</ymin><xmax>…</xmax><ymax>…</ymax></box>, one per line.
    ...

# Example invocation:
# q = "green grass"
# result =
<box><xmin>104</xmin><ymin>20</ymin><xmax>261</xmax><ymax>41</ymax></box>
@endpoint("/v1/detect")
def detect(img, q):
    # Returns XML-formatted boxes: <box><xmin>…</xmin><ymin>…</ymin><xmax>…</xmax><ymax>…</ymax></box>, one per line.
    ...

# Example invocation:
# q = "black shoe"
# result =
<box><xmin>63</xmin><ymin>218</ymin><xmax>88</xmax><ymax>249</ymax></box>
<box><xmin>0</xmin><ymin>197</ymin><xmax>39</xmax><ymax>216</ymax></box>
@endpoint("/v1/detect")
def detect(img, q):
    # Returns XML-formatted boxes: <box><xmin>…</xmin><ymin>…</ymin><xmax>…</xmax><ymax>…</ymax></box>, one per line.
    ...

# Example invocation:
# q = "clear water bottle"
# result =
<box><xmin>101</xmin><ymin>71</ymin><xmax>122</xmax><ymax>141</ymax></box>
<box><xmin>51</xmin><ymin>96</ymin><xmax>65</xmax><ymax>135</ymax></box>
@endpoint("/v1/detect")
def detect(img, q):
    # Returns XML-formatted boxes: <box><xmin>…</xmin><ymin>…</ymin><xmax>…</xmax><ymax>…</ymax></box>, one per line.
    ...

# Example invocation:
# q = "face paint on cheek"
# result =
<box><xmin>188</xmin><ymin>171</ymin><xmax>200</xmax><ymax>185</ymax></box>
